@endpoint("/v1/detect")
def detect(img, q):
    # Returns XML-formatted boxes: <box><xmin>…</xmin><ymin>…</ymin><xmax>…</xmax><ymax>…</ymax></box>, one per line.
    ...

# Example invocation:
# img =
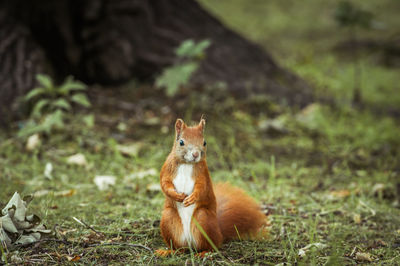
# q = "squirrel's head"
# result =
<box><xmin>173</xmin><ymin>118</ymin><xmax>207</xmax><ymax>164</ymax></box>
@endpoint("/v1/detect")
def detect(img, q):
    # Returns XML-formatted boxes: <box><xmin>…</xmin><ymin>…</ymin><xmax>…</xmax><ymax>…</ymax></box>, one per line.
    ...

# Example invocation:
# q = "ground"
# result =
<box><xmin>1</xmin><ymin>0</ymin><xmax>400</xmax><ymax>265</ymax></box>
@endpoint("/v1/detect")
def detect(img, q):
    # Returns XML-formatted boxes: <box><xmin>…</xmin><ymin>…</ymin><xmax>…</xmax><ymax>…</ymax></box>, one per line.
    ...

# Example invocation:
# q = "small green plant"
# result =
<box><xmin>155</xmin><ymin>39</ymin><xmax>211</xmax><ymax>97</ymax></box>
<box><xmin>18</xmin><ymin>74</ymin><xmax>92</xmax><ymax>137</ymax></box>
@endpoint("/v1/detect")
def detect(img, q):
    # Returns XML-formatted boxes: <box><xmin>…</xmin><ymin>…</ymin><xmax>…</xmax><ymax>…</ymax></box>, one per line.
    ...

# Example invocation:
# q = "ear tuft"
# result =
<box><xmin>175</xmin><ymin>119</ymin><xmax>185</xmax><ymax>140</ymax></box>
<box><xmin>199</xmin><ymin>118</ymin><xmax>206</xmax><ymax>131</ymax></box>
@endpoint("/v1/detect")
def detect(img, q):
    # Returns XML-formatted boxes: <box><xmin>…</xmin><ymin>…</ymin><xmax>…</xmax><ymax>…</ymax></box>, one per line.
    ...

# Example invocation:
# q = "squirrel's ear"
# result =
<box><xmin>199</xmin><ymin>118</ymin><xmax>206</xmax><ymax>132</ymax></box>
<box><xmin>175</xmin><ymin>119</ymin><xmax>185</xmax><ymax>140</ymax></box>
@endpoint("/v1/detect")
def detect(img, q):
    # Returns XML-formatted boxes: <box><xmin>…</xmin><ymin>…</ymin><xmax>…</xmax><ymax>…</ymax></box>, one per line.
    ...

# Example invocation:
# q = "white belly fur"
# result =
<box><xmin>173</xmin><ymin>164</ymin><xmax>196</xmax><ymax>246</ymax></box>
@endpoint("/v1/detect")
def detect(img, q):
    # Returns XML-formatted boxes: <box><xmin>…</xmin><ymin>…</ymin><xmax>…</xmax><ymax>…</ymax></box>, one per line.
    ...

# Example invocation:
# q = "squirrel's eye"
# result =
<box><xmin>203</xmin><ymin>141</ymin><xmax>207</xmax><ymax>146</ymax></box>
<box><xmin>179</xmin><ymin>140</ymin><xmax>185</xmax><ymax>146</ymax></box>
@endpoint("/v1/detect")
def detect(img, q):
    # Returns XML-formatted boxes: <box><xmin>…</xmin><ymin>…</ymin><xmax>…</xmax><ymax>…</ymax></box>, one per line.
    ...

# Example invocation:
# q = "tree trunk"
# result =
<box><xmin>1</xmin><ymin>0</ymin><xmax>313</xmax><ymax>123</ymax></box>
<box><xmin>0</xmin><ymin>7</ymin><xmax>46</xmax><ymax>124</ymax></box>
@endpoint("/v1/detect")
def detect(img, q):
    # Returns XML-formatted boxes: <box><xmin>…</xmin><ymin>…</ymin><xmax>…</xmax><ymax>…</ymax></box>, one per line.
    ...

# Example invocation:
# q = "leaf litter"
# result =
<box><xmin>66</xmin><ymin>153</ymin><xmax>88</xmax><ymax>167</ymax></box>
<box><xmin>298</xmin><ymin>243</ymin><xmax>328</xmax><ymax>258</ymax></box>
<box><xmin>0</xmin><ymin>192</ymin><xmax>51</xmax><ymax>248</ymax></box>
<box><xmin>94</xmin><ymin>176</ymin><xmax>116</xmax><ymax>191</ymax></box>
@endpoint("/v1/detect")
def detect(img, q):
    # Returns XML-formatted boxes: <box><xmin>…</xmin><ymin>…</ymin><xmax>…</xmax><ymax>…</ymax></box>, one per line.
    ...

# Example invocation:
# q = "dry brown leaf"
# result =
<box><xmin>330</xmin><ymin>190</ymin><xmax>351</xmax><ymax>198</ymax></box>
<box><xmin>67</xmin><ymin>255</ymin><xmax>81</xmax><ymax>262</ymax></box>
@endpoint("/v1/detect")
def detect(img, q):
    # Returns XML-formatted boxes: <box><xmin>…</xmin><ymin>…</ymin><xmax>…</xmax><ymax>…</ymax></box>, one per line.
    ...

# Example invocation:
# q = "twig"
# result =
<box><xmin>72</xmin><ymin>217</ymin><xmax>101</xmax><ymax>234</ymax></box>
<box><xmin>87</xmin><ymin>242</ymin><xmax>152</xmax><ymax>252</ymax></box>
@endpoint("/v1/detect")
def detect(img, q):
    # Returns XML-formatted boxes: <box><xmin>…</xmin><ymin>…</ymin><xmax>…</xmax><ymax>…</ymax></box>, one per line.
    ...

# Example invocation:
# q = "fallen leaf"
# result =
<box><xmin>10</xmin><ymin>253</ymin><xmax>23</xmax><ymax>263</ymax></box>
<box><xmin>356</xmin><ymin>252</ymin><xmax>373</xmax><ymax>262</ymax></box>
<box><xmin>298</xmin><ymin>243</ymin><xmax>328</xmax><ymax>258</ymax></box>
<box><xmin>94</xmin><ymin>176</ymin><xmax>116</xmax><ymax>191</ymax></box>
<box><xmin>54</xmin><ymin>189</ymin><xmax>76</xmax><ymax>197</ymax></box>
<box><xmin>2</xmin><ymin>192</ymin><xmax>27</xmax><ymax>220</ymax></box>
<box><xmin>1</xmin><ymin>214</ymin><xmax>19</xmax><ymax>233</ymax></box>
<box><xmin>26</xmin><ymin>134</ymin><xmax>41</xmax><ymax>151</ymax></box>
<box><xmin>15</xmin><ymin>234</ymin><xmax>40</xmax><ymax>245</ymax></box>
<box><xmin>116</xmin><ymin>143</ymin><xmax>142</xmax><ymax>157</ymax></box>
<box><xmin>66</xmin><ymin>153</ymin><xmax>88</xmax><ymax>167</ymax></box>
<box><xmin>0</xmin><ymin>192</ymin><xmax>51</xmax><ymax>248</ymax></box>
<box><xmin>67</xmin><ymin>255</ymin><xmax>81</xmax><ymax>262</ymax></box>
<box><xmin>330</xmin><ymin>190</ymin><xmax>351</xmax><ymax>198</ymax></box>
<box><xmin>44</xmin><ymin>162</ymin><xmax>53</xmax><ymax>179</ymax></box>
<box><xmin>33</xmin><ymin>190</ymin><xmax>50</xmax><ymax>197</ymax></box>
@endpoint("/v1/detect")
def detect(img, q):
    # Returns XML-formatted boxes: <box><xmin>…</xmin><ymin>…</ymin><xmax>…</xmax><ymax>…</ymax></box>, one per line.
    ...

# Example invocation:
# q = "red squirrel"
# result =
<box><xmin>156</xmin><ymin>118</ymin><xmax>267</xmax><ymax>256</ymax></box>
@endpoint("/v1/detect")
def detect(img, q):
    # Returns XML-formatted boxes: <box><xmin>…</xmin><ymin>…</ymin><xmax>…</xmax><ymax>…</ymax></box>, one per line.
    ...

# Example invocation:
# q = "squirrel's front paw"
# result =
<box><xmin>174</xmin><ymin>192</ymin><xmax>187</xmax><ymax>202</ymax></box>
<box><xmin>183</xmin><ymin>193</ymin><xmax>197</xmax><ymax>207</ymax></box>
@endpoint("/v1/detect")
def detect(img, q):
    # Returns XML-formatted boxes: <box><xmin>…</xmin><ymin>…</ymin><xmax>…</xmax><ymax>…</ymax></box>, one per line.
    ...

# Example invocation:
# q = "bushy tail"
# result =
<box><xmin>214</xmin><ymin>183</ymin><xmax>267</xmax><ymax>241</ymax></box>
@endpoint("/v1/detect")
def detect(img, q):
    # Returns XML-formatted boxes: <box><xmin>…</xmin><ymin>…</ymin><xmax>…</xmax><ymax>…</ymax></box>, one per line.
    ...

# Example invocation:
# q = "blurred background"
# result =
<box><xmin>1</xmin><ymin>0</ymin><xmax>399</xmax><ymax>264</ymax></box>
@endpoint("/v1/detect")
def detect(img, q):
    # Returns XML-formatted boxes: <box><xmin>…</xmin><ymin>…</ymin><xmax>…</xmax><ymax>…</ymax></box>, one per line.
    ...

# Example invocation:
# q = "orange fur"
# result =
<box><xmin>214</xmin><ymin>183</ymin><xmax>266</xmax><ymax>240</ymax></box>
<box><xmin>158</xmin><ymin>118</ymin><xmax>267</xmax><ymax>254</ymax></box>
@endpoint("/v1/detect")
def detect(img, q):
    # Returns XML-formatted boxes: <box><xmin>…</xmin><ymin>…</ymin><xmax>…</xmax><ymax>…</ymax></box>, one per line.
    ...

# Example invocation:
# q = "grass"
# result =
<box><xmin>2</xmin><ymin>0</ymin><xmax>400</xmax><ymax>264</ymax></box>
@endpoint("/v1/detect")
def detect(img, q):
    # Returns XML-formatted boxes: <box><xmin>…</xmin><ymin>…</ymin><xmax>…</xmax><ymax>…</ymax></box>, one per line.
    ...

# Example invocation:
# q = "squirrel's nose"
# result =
<box><xmin>192</xmin><ymin>151</ymin><xmax>199</xmax><ymax>158</ymax></box>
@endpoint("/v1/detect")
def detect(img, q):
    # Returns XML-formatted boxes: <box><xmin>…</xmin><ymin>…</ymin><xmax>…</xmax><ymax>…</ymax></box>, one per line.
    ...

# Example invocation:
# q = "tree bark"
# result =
<box><xmin>1</xmin><ymin>0</ymin><xmax>313</xmax><ymax>123</ymax></box>
<box><xmin>0</xmin><ymin>7</ymin><xmax>46</xmax><ymax>124</ymax></box>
